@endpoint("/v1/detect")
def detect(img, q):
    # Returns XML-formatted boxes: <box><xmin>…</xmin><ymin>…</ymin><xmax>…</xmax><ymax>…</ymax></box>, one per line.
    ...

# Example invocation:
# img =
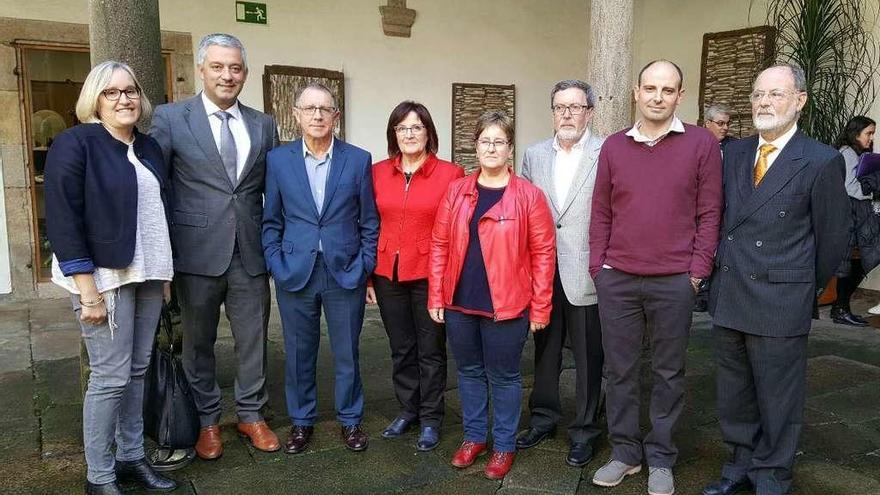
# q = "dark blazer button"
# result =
<box><xmin>722</xmin><ymin>265</ymin><xmax>729</xmax><ymax>272</ymax></box>
<box><xmin>756</xmin><ymin>240</ymin><xmax>763</xmax><ymax>247</ymax></box>
<box><xmin>779</xmin><ymin>211</ymin><xmax>786</xmax><ymax>217</ymax></box>
<box><xmin>556</xmin><ymin>223</ymin><xmax>562</xmax><ymax>229</ymax></box>
<box><xmin>749</xmin><ymin>273</ymin><xmax>757</xmax><ymax>280</ymax></box>
<box><xmin>727</xmin><ymin>234</ymin><xmax>734</xmax><ymax>241</ymax></box>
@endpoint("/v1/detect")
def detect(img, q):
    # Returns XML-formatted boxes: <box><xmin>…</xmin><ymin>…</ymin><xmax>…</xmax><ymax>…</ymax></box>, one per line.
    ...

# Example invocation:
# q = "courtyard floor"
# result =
<box><xmin>1</xmin><ymin>291</ymin><xmax>879</xmax><ymax>494</ymax></box>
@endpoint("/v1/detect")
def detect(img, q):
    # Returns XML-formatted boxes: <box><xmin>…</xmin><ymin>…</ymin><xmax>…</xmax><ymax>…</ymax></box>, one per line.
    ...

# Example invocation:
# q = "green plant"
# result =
<box><xmin>753</xmin><ymin>0</ymin><xmax>879</xmax><ymax>144</ymax></box>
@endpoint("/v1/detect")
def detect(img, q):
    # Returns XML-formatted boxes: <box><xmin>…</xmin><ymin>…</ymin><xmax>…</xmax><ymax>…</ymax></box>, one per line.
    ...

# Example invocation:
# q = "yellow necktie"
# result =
<box><xmin>754</xmin><ymin>143</ymin><xmax>777</xmax><ymax>187</ymax></box>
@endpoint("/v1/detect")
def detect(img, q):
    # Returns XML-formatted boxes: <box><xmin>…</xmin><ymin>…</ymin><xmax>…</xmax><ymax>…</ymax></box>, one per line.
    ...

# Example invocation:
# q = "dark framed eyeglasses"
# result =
<box><xmin>101</xmin><ymin>87</ymin><xmax>141</xmax><ymax>101</ymax></box>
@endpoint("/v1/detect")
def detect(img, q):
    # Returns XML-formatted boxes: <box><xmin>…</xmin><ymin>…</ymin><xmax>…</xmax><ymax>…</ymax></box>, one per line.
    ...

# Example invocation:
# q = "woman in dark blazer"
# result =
<box><xmin>45</xmin><ymin>61</ymin><xmax>176</xmax><ymax>495</ymax></box>
<box><xmin>367</xmin><ymin>101</ymin><xmax>464</xmax><ymax>451</ymax></box>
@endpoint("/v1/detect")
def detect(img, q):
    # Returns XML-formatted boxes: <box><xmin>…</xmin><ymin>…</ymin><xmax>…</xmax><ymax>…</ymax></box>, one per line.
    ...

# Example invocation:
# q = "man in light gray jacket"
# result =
<box><xmin>517</xmin><ymin>79</ymin><xmax>605</xmax><ymax>468</ymax></box>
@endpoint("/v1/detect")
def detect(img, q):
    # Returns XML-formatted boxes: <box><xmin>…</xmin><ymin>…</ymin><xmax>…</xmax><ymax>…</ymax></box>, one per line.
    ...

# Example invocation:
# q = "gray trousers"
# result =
<box><xmin>76</xmin><ymin>280</ymin><xmax>164</xmax><ymax>484</ymax></box>
<box><xmin>595</xmin><ymin>269</ymin><xmax>693</xmax><ymax>468</ymax></box>
<box><xmin>177</xmin><ymin>252</ymin><xmax>270</xmax><ymax>426</ymax></box>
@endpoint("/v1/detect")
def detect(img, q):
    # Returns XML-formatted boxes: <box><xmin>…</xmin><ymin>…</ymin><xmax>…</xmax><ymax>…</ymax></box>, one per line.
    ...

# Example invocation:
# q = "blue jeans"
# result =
<box><xmin>76</xmin><ymin>281</ymin><xmax>163</xmax><ymax>484</ymax></box>
<box><xmin>445</xmin><ymin>309</ymin><xmax>529</xmax><ymax>452</ymax></box>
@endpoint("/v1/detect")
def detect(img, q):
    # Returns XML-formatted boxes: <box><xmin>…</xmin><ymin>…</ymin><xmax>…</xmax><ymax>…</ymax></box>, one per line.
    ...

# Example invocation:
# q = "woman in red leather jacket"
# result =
<box><xmin>428</xmin><ymin>111</ymin><xmax>556</xmax><ymax>480</ymax></box>
<box><xmin>367</xmin><ymin>101</ymin><xmax>464</xmax><ymax>452</ymax></box>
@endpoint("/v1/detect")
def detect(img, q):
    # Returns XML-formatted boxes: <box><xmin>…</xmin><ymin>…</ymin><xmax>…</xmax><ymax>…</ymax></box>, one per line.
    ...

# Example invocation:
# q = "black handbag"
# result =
<box><xmin>143</xmin><ymin>303</ymin><xmax>200</xmax><ymax>449</ymax></box>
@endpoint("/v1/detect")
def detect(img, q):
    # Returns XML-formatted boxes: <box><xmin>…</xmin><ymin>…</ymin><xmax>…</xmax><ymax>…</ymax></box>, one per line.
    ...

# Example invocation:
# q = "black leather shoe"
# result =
<box><xmin>565</xmin><ymin>441</ymin><xmax>594</xmax><ymax>467</ymax></box>
<box><xmin>702</xmin><ymin>477</ymin><xmax>752</xmax><ymax>495</ymax></box>
<box><xmin>416</xmin><ymin>426</ymin><xmax>440</xmax><ymax>452</ymax></box>
<box><xmin>381</xmin><ymin>415</ymin><xmax>416</xmax><ymax>438</ymax></box>
<box><xmin>115</xmin><ymin>458</ymin><xmax>177</xmax><ymax>491</ymax></box>
<box><xmin>342</xmin><ymin>424</ymin><xmax>369</xmax><ymax>451</ymax></box>
<box><xmin>515</xmin><ymin>427</ymin><xmax>555</xmax><ymax>449</ymax></box>
<box><xmin>284</xmin><ymin>425</ymin><xmax>314</xmax><ymax>454</ymax></box>
<box><xmin>831</xmin><ymin>307</ymin><xmax>870</xmax><ymax>327</ymax></box>
<box><xmin>85</xmin><ymin>481</ymin><xmax>123</xmax><ymax>495</ymax></box>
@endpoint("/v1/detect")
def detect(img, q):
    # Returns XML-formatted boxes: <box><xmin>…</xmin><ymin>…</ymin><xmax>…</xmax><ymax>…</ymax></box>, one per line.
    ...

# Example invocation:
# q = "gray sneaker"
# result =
<box><xmin>592</xmin><ymin>459</ymin><xmax>642</xmax><ymax>487</ymax></box>
<box><xmin>648</xmin><ymin>466</ymin><xmax>674</xmax><ymax>495</ymax></box>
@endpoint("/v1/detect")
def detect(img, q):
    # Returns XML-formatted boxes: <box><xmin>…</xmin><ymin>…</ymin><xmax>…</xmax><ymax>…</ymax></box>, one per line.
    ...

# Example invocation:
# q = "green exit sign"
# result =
<box><xmin>236</xmin><ymin>1</ymin><xmax>267</xmax><ymax>24</ymax></box>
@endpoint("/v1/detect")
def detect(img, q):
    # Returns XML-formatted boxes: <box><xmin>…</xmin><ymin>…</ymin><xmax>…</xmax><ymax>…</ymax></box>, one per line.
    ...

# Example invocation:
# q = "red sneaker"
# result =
<box><xmin>484</xmin><ymin>451</ymin><xmax>515</xmax><ymax>480</ymax></box>
<box><xmin>451</xmin><ymin>441</ymin><xmax>488</xmax><ymax>468</ymax></box>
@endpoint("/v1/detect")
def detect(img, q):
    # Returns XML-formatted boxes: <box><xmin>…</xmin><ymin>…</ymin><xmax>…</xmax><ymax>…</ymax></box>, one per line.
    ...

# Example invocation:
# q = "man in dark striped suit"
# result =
<box><xmin>704</xmin><ymin>64</ymin><xmax>850</xmax><ymax>495</ymax></box>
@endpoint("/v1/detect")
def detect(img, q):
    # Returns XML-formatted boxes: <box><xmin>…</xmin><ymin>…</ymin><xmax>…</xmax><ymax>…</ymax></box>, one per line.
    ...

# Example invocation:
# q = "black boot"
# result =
<box><xmin>831</xmin><ymin>306</ymin><xmax>869</xmax><ymax>327</ymax></box>
<box><xmin>85</xmin><ymin>481</ymin><xmax>123</xmax><ymax>495</ymax></box>
<box><xmin>115</xmin><ymin>458</ymin><xmax>178</xmax><ymax>491</ymax></box>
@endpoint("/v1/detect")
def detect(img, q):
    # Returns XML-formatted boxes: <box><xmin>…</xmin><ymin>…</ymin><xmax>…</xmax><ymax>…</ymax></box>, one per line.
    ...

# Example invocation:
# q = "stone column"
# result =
<box><xmin>89</xmin><ymin>0</ymin><xmax>166</xmax><ymax>128</ymax></box>
<box><xmin>587</xmin><ymin>0</ymin><xmax>634</xmax><ymax>136</ymax></box>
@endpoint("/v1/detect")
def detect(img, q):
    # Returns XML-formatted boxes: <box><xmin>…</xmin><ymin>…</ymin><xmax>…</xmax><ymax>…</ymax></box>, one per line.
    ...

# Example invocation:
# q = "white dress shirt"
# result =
<box><xmin>202</xmin><ymin>92</ymin><xmax>251</xmax><ymax>179</ymax></box>
<box><xmin>552</xmin><ymin>129</ymin><xmax>590</xmax><ymax>204</ymax></box>
<box><xmin>625</xmin><ymin>115</ymin><xmax>686</xmax><ymax>147</ymax></box>
<box><xmin>755</xmin><ymin>124</ymin><xmax>798</xmax><ymax>171</ymax></box>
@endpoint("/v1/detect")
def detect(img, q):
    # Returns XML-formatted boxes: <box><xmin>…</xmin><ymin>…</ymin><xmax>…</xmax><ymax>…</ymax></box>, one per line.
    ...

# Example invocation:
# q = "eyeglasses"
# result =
<box><xmin>476</xmin><ymin>139</ymin><xmax>509</xmax><ymax>150</ymax></box>
<box><xmin>551</xmin><ymin>104</ymin><xmax>591</xmax><ymax>116</ymax></box>
<box><xmin>749</xmin><ymin>89</ymin><xmax>801</xmax><ymax>103</ymax></box>
<box><xmin>296</xmin><ymin>105</ymin><xmax>338</xmax><ymax>116</ymax></box>
<box><xmin>707</xmin><ymin>119</ymin><xmax>730</xmax><ymax>127</ymax></box>
<box><xmin>394</xmin><ymin>124</ymin><xmax>426</xmax><ymax>135</ymax></box>
<box><xmin>101</xmin><ymin>87</ymin><xmax>140</xmax><ymax>101</ymax></box>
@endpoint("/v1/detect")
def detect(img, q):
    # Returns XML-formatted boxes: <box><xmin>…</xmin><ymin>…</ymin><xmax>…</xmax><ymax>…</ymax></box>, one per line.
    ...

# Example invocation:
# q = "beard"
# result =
<box><xmin>556</xmin><ymin>127</ymin><xmax>584</xmax><ymax>142</ymax></box>
<box><xmin>753</xmin><ymin>105</ymin><xmax>798</xmax><ymax>132</ymax></box>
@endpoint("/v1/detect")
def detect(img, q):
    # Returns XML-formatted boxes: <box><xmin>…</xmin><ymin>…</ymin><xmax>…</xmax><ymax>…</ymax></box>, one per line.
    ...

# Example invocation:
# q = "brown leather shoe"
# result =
<box><xmin>195</xmin><ymin>425</ymin><xmax>222</xmax><ymax>460</ymax></box>
<box><xmin>237</xmin><ymin>420</ymin><xmax>281</xmax><ymax>452</ymax></box>
<box><xmin>341</xmin><ymin>424</ymin><xmax>368</xmax><ymax>452</ymax></box>
<box><xmin>284</xmin><ymin>425</ymin><xmax>314</xmax><ymax>454</ymax></box>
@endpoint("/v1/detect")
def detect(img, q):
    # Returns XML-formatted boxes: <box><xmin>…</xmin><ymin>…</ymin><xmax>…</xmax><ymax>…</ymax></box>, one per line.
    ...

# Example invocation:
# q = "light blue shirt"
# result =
<box><xmin>303</xmin><ymin>138</ymin><xmax>334</xmax><ymax>251</ymax></box>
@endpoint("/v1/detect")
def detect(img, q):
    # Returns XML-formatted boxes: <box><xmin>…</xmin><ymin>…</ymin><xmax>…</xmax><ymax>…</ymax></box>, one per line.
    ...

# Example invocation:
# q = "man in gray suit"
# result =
<box><xmin>150</xmin><ymin>33</ymin><xmax>281</xmax><ymax>460</ymax></box>
<box><xmin>703</xmin><ymin>64</ymin><xmax>850</xmax><ymax>495</ymax></box>
<box><xmin>517</xmin><ymin>80</ymin><xmax>605</xmax><ymax>467</ymax></box>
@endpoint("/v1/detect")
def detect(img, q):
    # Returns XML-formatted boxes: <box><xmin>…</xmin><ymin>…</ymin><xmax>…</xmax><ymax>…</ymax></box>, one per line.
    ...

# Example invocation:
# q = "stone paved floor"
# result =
<box><xmin>1</xmin><ymin>291</ymin><xmax>879</xmax><ymax>494</ymax></box>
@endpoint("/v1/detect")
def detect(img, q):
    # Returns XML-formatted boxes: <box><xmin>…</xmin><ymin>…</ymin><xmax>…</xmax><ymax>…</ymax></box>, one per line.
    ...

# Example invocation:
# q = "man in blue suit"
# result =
<box><xmin>262</xmin><ymin>83</ymin><xmax>379</xmax><ymax>454</ymax></box>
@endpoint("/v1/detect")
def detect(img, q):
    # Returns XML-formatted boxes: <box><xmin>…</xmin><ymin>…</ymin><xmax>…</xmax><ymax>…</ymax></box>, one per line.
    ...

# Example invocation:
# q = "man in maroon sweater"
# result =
<box><xmin>588</xmin><ymin>60</ymin><xmax>723</xmax><ymax>495</ymax></box>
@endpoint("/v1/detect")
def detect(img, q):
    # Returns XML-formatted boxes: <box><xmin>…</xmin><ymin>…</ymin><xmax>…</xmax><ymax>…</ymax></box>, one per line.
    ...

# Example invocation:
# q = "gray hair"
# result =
<box><xmin>197</xmin><ymin>33</ymin><xmax>247</xmax><ymax>69</ymax></box>
<box><xmin>295</xmin><ymin>82</ymin><xmax>337</xmax><ymax>107</ymax></box>
<box><xmin>760</xmin><ymin>63</ymin><xmax>807</xmax><ymax>92</ymax></box>
<box><xmin>75</xmin><ymin>60</ymin><xmax>152</xmax><ymax>124</ymax></box>
<box><xmin>550</xmin><ymin>80</ymin><xmax>596</xmax><ymax>108</ymax></box>
<box><xmin>705</xmin><ymin>103</ymin><xmax>733</xmax><ymax>122</ymax></box>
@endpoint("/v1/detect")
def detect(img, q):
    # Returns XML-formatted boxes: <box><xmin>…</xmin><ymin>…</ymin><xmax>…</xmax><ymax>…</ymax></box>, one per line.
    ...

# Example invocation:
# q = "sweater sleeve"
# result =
<box><xmin>588</xmin><ymin>143</ymin><xmax>612</xmax><ymax>279</ymax></box>
<box><xmin>689</xmin><ymin>136</ymin><xmax>724</xmax><ymax>279</ymax></box>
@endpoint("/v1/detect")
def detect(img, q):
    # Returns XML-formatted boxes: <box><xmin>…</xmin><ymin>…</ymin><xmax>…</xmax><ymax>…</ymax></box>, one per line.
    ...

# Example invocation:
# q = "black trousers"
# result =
<box><xmin>714</xmin><ymin>325</ymin><xmax>807</xmax><ymax>495</ymax></box>
<box><xmin>528</xmin><ymin>270</ymin><xmax>604</xmax><ymax>444</ymax></box>
<box><xmin>373</xmin><ymin>273</ymin><xmax>447</xmax><ymax>427</ymax></box>
<box><xmin>833</xmin><ymin>257</ymin><xmax>865</xmax><ymax>312</ymax></box>
<box><xmin>596</xmin><ymin>269</ymin><xmax>693</xmax><ymax>468</ymax></box>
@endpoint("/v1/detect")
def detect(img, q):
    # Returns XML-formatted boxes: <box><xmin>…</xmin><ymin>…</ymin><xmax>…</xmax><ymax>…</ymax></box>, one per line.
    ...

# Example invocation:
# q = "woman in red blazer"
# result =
<box><xmin>367</xmin><ymin>101</ymin><xmax>464</xmax><ymax>452</ymax></box>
